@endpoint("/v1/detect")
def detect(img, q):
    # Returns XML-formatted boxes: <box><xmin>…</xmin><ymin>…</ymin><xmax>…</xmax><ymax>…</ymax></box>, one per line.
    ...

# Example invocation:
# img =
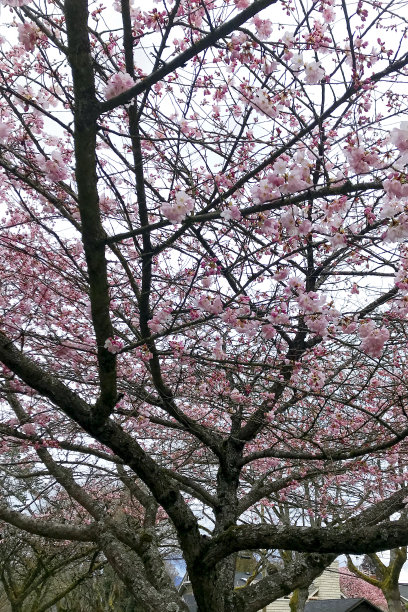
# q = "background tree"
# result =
<box><xmin>1</xmin><ymin>0</ymin><xmax>408</xmax><ymax>611</ymax></box>
<box><xmin>53</xmin><ymin>564</ymin><xmax>139</xmax><ymax>612</ymax></box>
<box><xmin>346</xmin><ymin>550</ymin><xmax>407</xmax><ymax>612</ymax></box>
<box><xmin>340</xmin><ymin>566</ymin><xmax>388</xmax><ymax>611</ymax></box>
<box><xmin>0</xmin><ymin>527</ymin><xmax>104</xmax><ymax>612</ymax></box>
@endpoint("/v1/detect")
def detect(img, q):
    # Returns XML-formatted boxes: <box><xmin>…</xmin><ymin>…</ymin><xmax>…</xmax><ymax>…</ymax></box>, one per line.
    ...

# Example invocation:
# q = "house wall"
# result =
<box><xmin>266</xmin><ymin>561</ymin><xmax>340</xmax><ymax>612</ymax></box>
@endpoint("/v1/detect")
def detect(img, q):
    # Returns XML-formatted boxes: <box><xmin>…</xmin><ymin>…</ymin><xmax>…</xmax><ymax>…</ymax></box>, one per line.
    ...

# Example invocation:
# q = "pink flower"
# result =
<box><xmin>201</xmin><ymin>277</ymin><xmax>212</xmax><ymax>288</ymax></box>
<box><xmin>379</xmin><ymin>199</ymin><xmax>403</xmax><ymax>219</ymax></box>
<box><xmin>105</xmin><ymin>72</ymin><xmax>135</xmax><ymax>100</ymax></box>
<box><xmin>197</xmin><ymin>295</ymin><xmax>223</xmax><ymax>315</ymax></box>
<box><xmin>273</xmin><ymin>268</ymin><xmax>289</xmax><ymax>281</ymax></box>
<box><xmin>2</xmin><ymin>0</ymin><xmax>31</xmax><ymax>5</ymax></box>
<box><xmin>305</xmin><ymin>315</ymin><xmax>330</xmax><ymax>337</ymax></box>
<box><xmin>220</xmin><ymin>205</ymin><xmax>241</xmax><ymax>221</ymax></box>
<box><xmin>262</xmin><ymin>59</ymin><xmax>278</xmax><ymax>75</ymax></box>
<box><xmin>383</xmin><ymin>213</ymin><xmax>408</xmax><ymax>243</ymax></box>
<box><xmin>304</xmin><ymin>61</ymin><xmax>325</xmax><ymax>84</ymax></box>
<box><xmin>213</xmin><ymin>339</ymin><xmax>226</xmax><ymax>359</ymax></box>
<box><xmin>148</xmin><ymin>307</ymin><xmax>172</xmax><ymax>333</ymax></box>
<box><xmin>310</xmin><ymin>370</ymin><xmax>325</xmax><ymax>391</ymax></box>
<box><xmin>253</xmin><ymin>16</ymin><xmax>273</xmax><ymax>40</ymax></box>
<box><xmin>395</xmin><ymin>267</ymin><xmax>408</xmax><ymax>292</ymax></box>
<box><xmin>262</xmin><ymin>324</ymin><xmax>276</xmax><ymax>339</ymax></box>
<box><xmin>104</xmin><ymin>337</ymin><xmax>123</xmax><ymax>354</ymax></box>
<box><xmin>18</xmin><ymin>23</ymin><xmax>39</xmax><ymax>52</ymax></box>
<box><xmin>258</xmin><ymin>217</ymin><xmax>280</xmax><ymax>240</ymax></box>
<box><xmin>268</xmin><ymin>309</ymin><xmax>290</xmax><ymax>325</ymax></box>
<box><xmin>345</xmin><ymin>147</ymin><xmax>380</xmax><ymax>175</ymax></box>
<box><xmin>359</xmin><ymin>321</ymin><xmax>389</xmax><ymax>358</ymax></box>
<box><xmin>330</xmin><ymin>231</ymin><xmax>347</xmax><ymax>250</ymax></box>
<box><xmin>251</xmin><ymin>90</ymin><xmax>280</xmax><ymax>119</ymax></box>
<box><xmin>21</xmin><ymin>423</ymin><xmax>36</xmax><ymax>436</ymax></box>
<box><xmin>36</xmin><ymin>150</ymin><xmax>68</xmax><ymax>182</ymax></box>
<box><xmin>161</xmin><ymin>190</ymin><xmax>194</xmax><ymax>224</ymax></box>
<box><xmin>0</xmin><ymin>122</ymin><xmax>11</xmax><ymax>142</ymax></box>
<box><xmin>390</xmin><ymin>121</ymin><xmax>408</xmax><ymax>153</ymax></box>
<box><xmin>291</xmin><ymin>54</ymin><xmax>304</xmax><ymax>72</ymax></box>
<box><xmin>297</xmin><ymin>291</ymin><xmax>325</xmax><ymax>314</ymax></box>
<box><xmin>322</xmin><ymin>7</ymin><xmax>336</xmax><ymax>23</ymax></box>
<box><xmin>298</xmin><ymin>219</ymin><xmax>312</xmax><ymax>235</ymax></box>
<box><xmin>383</xmin><ymin>178</ymin><xmax>408</xmax><ymax>199</ymax></box>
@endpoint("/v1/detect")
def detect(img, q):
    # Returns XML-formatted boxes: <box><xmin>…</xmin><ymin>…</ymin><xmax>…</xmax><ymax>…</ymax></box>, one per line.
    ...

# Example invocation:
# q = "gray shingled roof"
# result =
<box><xmin>181</xmin><ymin>593</ymin><xmax>197</xmax><ymax>612</ymax></box>
<box><xmin>305</xmin><ymin>599</ymin><xmax>383</xmax><ymax>612</ymax></box>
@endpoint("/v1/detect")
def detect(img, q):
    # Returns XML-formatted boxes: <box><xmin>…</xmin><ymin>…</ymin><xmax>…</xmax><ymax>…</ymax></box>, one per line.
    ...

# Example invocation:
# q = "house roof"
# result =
<box><xmin>181</xmin><ymin>593</ymin><xmax>197</xmax><ymax>612</ymax></box>
<box><xmin>399</xmin><ymin>582</ymin><xmax>408</xmax><ymax>601</ymax></box>
<box><xmin>305</xmin><ymin>599</ymin><xmax>384</xmax><ymax>612</ymax></box>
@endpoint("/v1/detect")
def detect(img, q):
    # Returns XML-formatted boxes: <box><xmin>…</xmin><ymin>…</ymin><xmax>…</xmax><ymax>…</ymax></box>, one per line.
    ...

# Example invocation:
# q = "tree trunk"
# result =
<box><xmin>189</xmin><ymin>559</ymin><xmax>240</xmax><ymax>612</ymax></box>
<box><xmin>289</xmin><ymin>586</ymin><xmax>309</xmax><ymax>612</ymax></box>
<box><xmin>385</xmin><ymin>589</ymin><xmax>404</xmax><ymax>612</ymax></box>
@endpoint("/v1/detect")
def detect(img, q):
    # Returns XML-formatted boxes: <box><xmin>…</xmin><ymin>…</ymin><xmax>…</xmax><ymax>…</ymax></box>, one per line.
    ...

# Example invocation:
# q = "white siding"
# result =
<box><xmin>266</xmin><ymin>561</ymin><xmax>340</xmax><ymax>612</ymax></box>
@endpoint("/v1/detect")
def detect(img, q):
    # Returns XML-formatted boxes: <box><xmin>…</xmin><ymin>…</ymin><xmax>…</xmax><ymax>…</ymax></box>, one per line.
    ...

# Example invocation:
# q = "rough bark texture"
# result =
<box><xmin>289</xmin><ymin>586</ymin><xmax>309</xmax><ymax>612</ymax></box>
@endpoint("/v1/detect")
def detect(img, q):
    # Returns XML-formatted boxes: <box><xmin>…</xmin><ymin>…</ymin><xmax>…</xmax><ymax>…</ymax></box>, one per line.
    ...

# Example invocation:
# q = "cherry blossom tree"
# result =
<box><xmin>346</xmin><ymin>550</ymin><xmax>407</xmax><ymax>612</ymax></box>
<box><xmin>2</xmin><ymin>0</ymin><xmax>408</xmax><ymax>610</ymax></box>
<box><xmin>340</xmin><ymin>566</ymin><xmax>388</xmax><ymax>611</ymax></box>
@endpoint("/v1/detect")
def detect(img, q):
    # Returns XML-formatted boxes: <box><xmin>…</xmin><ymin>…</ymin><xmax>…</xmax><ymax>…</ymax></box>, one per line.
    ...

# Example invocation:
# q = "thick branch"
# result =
<box><xmin>64</xmin><ymin>0</ymin><xmax>116</xmax><ymax>422</ymax></box>
<box><xmin>0</xmin><ymin>504</ymin><xmax>97</xmax><ymax>542</ymax></box>
<box><xmin>202</xmin><ymin>488</ymin><xmax>408</xmax><ymax>567</ymax></box>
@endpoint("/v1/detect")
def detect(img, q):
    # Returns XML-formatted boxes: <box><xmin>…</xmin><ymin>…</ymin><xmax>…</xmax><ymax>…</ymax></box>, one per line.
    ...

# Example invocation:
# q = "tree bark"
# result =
<box><xmin>385</xmin><ymin>590</ymin><xmax>404</xmax><ymax>612</ymax></box>
<box><xmin>289</xmin><ymin>586</ymin><xmax>309</xmax><ymax>612</ymax></box>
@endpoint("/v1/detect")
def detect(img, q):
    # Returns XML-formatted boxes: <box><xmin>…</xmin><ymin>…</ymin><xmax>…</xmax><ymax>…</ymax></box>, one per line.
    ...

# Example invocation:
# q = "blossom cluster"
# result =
<box><xmin>390</xmin><ymin>121</ymin><xmax>408</xmax><ymax>162</ymax></box>
<box><xmin>35</xmin><ymin>150</ymin><xmax>68</xmax><ymax>182</ymax></box>
<box><xmin>104</xmin><ymin>337</ymin><xmax>124</xmax><ymax>354</ymax></box>
<box><xmin>1</xmin><ymin>0</ymin><xmax>31</xmax><ymax>5</ymax></box>
<box><xmin>161</xmin><ymin>190</ymin><xmax>194</xmax><ymax>224</ymax></box>
<box><xmin>358</xmin><ymin>321</ymin><xmax>390</xmax><ymax>358</ymax></box>
<box><xmin>105</xmin><ymin>72</ymin><xmax>135</xmax><ymax>100</ymax></box>
<box><xmin>252</xmin><ymin>15</ymin><xmax>273</xmax><ymax>40</ymax></box>
<box><xmin>345</xmin><ymin>146</ymin><xmax>380</xmax><ymax>175</ymax></box>
<box><xmin>0</xmin><ymin>122</ymin><xmax>11</xmax><ymax>142</ymax></box>
<box><xmin>18</xmin><ymin>23</ymin><xmax>40</xmax><ymax>52</ymax></box>
<box><xmin>148</xmin><ymin>306</ymin><xmax>173</xmax><ymax>334</ymax></box>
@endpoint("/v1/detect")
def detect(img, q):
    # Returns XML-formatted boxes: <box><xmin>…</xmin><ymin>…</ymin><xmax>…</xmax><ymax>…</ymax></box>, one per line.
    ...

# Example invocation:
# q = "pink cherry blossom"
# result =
<box><xmin>197</xmin><ymin>295</ymin><xmax>223</xmax><ymax>315</ymax></box>
<box><xmin>345</xmin><ymin>147</ymin><xmax>380</xmax><ymax>175</ymax></box>
<box><xmin>104</xmin><ymin>337</ymin><xmax>124</xmax><ymax>353</ymax></box>
<box><xmin>304</xmin><ymin>61</ymin><xmax>325</xmax><ymax>84</ymax></box>
<box><xmin>359</xmin><ymin>321</ymin><xmax>390</xmax><ymax>358</ymax></box>
<box><xmin>161</xmin><ymin>190</ymin><xmax>194</xmax><ymax>224</ymax></box>
<box><xmin>390</xmin><ymin>121</ymin><xmax>408</xmax><ymax>153</ymax></box>
<box><xmin>36</xmin><ymin>151</ymin><xmax>68</xmax><ymax>182</ymax></box>
<box><xmin>21</xmin><ymin>423</ymin><xmax>37</xmax><ymax>436</ymax></box>
<box><xmin>310</xmin><ymin>370</ymin><xmax>325</xmax><ymax>390</ymax></box>
<box><xmin>1</xmin><ymin>3</ymin><xmax>408</xmax><ymax>609</ymax></box>
<box><xmin>18</xmin><ymin>23</ymin><xmax>39</xmax><ymax>52</ymax></box>
<box><xmin>322</xmin><ymin>7</ymin><xmax>336</xmax><ymax>23</ymax></box>
<box><xmin>253</xmin><ymin>16</ymin><xmax>273</xmax><ymax>40</ymax></box>
<box><xmin>220</xmin><ymin>205</ymin><xmax>242</xmax><ymax>221</ymax></box>
<box><xmin>105</xmin><ymin>72</ymin><xmax>135</xmax><ymax>100</ymax></box>
<box><xmin>0</xmin><ymin>122</ymin><xmax>11</xmax><ymax>142</ymax></box>
<box><xmin>1</xmin><ymin>0</ymin><xmax>31</xmax><ymax>5</ymax></box>
<box><xmin>383</xmin><ymin>177</ymin><xmax>408</xmax><ymax>199</ymax></box>
<box><xmin>148</xmin><ymin>307</ymin><xmax>173</xmax><ymax>333</ymax></box>
<box><xmin>262</xmin><ymin>324</ymin><xmax>276</xmax><ymax>339</ymax></box>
